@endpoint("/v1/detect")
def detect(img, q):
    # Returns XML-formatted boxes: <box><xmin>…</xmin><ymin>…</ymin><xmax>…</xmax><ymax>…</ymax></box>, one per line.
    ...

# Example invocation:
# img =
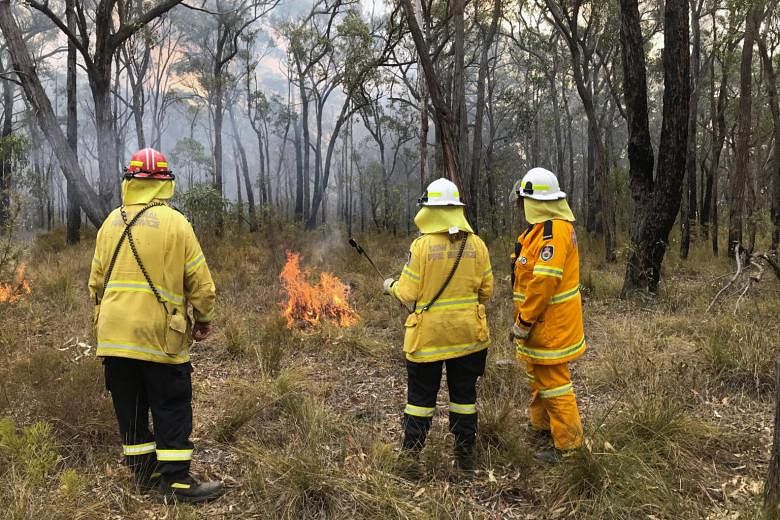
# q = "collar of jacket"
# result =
<box><xmin>121</xmin><ymin>178</ymin><xmax>175</xmax><ymax>206</ymax></box>
<box><xmin>414</xmin><ymin>206</ymin><xmax>475</xmax><ymax>234</ymax></box>
<box><xmin>523</xmin><ymin>198</ymin><xmax>576</xmax><ymax>224</ymax></box>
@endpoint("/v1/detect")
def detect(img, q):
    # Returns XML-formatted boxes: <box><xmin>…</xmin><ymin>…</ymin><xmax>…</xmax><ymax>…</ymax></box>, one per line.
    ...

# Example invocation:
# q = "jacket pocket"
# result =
<box><xmin>163</xmin><ymin>309</ymin><xmax>192</xmax><ymax>356</ymax></box>
<box><xmin>402</xmin><ymin>312</ymin><xmax>421</xmax><ymax>354</ymax></box>
<box><xmin>476</xmin><ymin>304</ymin><xmax>489</xmax><ymax>342</ymax></box>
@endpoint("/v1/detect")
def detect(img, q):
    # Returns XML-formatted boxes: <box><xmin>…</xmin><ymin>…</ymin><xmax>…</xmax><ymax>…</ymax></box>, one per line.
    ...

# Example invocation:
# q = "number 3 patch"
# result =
<box><xmin>540</xmin><ymin>245</ymin><xmax>554</xmax><ymax>262</ymax></box>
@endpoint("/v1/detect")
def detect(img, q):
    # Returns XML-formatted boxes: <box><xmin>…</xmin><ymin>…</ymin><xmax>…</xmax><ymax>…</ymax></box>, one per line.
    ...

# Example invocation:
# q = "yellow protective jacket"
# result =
<box><xmin>88</xmin><ymin>203</ymin><xmax>215</xmax><ymax>364</ymax></box>
<box><xmin>512</xmin><ymin>219</ymin><xmax>586</xmax><ymax>365</ymax></box>
<box><xmin>390</xmin><ymin>232</ymin><xmax>493</xmax><ymax>363</ymax></box>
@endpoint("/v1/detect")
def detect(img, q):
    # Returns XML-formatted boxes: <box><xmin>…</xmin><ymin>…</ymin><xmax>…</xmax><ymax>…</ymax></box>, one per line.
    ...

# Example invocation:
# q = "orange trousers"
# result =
<box><xmin>525</xmin><ymin>362</ymin><xmax>583</xmax><ymax>450</ymax></box>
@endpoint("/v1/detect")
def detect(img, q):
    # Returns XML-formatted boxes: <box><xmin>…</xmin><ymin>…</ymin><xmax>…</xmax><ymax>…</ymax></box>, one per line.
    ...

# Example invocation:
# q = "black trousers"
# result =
<box><xmin>403</xmin><ymin>348</ymin><xmax>487</xmax><ymax>451</ymax></box>
<box><xmin>104</xmin><ymin>357</ymin><xmax>194</xmax><ymax>479</ymax></box>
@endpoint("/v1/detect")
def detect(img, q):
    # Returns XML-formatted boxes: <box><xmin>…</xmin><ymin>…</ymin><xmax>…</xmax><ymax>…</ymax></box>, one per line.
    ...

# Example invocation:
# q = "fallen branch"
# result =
<box><xmin>707</xmin><ymin>245</ymin><xmax>743</xmax><ymax>313</ymax></box>
<box><xmin>709</xmin><ymin>245</ymin><xmax>778</xmax><ymax>315</ymax></box>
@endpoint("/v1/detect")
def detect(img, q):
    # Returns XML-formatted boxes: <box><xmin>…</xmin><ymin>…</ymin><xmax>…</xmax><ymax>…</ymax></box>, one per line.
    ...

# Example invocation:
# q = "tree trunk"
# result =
<box><xmin>234</xmin><ymin>146</ymin><xmax>243</xmax><ymax>232</ymax></box>
<box><xmin>229</xmin><ymin>107</ymin><xmax>257</xmax><ymax>232</ymax></box>
<box><xmin>466</xmin><ymin>0</ymin><xmax>500</xmax><ymax>232</ymax></box>
<box><xmin>0</xmin><ymin>63</ymin><xmax>13</xmax><ymax>228</ymax></box>
<box><xmin>681</xmin><ymin>2</ymin><xmax>702</xmax><ymax>259</ymax></box>
<box><xmin>621</xmin><ymin>0</ymin><xmax>690</xmax><ymax>294</ymax></box>
<box><xmin>759</xmin><ymin>36</ymin><xmax>780</xmax><ymax>254</ymax></box>
<box><xmin>585</xmin><ymin>126</ymin><xmax>596</xmax><ymax>232</ymax></box>
<box><xmin>550</xmin><ymin>53</ymin><xmax>565</xmax><ymax>187</ymax></box>
<box><xmin>298</xmin><ymin>74</ymin><xmax>311</xmax><ymax>221</ymax></box>
<box><xmin>212</xmin><ymin>77</ymin><xmax>225</xmax><ymax>235</ymax></box>
<box><xmin>400</xmin><ymin>0</ymin><xmax>462</xmax><ymax>190</ymax></box>
<box><xmin>0</xmin><ymin>0</ymin><xmax>106</xmax><ymax>226</ymax></box>
<box><xmin>729</xmin><ymin>5</ymin><xmax>761</xmax><ymax>256</ymax></box>
<box><xmin>293</xmin><ymin>115</ymin><xmax>304</xmax><ymax>220</ymax></box>
<box><xmin>306</xmin><ymin>99</ymin><xmax>353</xmax><ymax>230</ymax></box>
<box><xmin>452</xmin><ymin>0</ymin><xmax>468</xmax><ymax>183</ymax></box>
<box><xmin>65</xmin><ymin>0</ymin><xmax>80</xmax><ymax>245</ymax></box>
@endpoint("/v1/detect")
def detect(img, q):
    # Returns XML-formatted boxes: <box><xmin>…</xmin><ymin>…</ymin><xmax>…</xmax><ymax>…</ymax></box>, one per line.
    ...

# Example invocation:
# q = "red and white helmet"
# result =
<box><xmin>124</xmin><ymin>148</ymin><xmax>174</xmax><ymax>180</ymax></box>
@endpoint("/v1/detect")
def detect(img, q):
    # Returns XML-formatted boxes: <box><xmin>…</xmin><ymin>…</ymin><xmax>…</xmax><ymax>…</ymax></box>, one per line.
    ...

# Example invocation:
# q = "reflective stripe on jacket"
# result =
<box><xmin>88</xmin><ymin>204</ymin><xmax>215</xmax><ymax>364</ymax></box>
<box><xmin>391</xmin><ymin>233</ymin><xmax>493</xmax><ymax>363</ymax></box>
<box><xmin>512</xmin><ymin>219</ymin><xmax>586</xmax><ymax>365</ymax></box>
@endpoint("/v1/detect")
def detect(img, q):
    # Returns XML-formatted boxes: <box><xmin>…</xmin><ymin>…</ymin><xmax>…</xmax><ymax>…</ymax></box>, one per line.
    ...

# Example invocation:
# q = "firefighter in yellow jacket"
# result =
<box><xmin>383</xmin><ymin>178</ymin><xmax>493</xmax><ymax>472</ymax></box>
<box><xmin>88</xmin><ymin>148</ymin><xmax>223</xmax><ymax>502</ymax></box>
<box><xmin>510</xmin><ymin>167</ymin><xmax>586</xmax><ymax>459</ymax></box>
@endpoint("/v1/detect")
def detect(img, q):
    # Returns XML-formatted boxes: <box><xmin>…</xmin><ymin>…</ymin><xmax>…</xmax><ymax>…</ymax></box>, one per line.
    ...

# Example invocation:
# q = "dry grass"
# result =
<box><xmin>0</xmin><ymin>226</ymin><xmax>777</xmax><ymax>518</ymax></box>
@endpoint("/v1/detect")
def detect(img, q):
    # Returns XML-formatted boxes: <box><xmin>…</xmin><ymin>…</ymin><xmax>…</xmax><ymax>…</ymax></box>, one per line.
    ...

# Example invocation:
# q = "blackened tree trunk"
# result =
<box><xmin>728</xmin><ymin>5</ymin><xmax>762</xmax><ymax>256</ymax></box>
<box><xmin>65</xmin><ymin>0</ymin><xmax>80</xmax><ymax>245</ymax></box>
<box><xmin>620</xmin><ymin>0</ymin><xmax>690</xmax><ymax>294</ymax></box>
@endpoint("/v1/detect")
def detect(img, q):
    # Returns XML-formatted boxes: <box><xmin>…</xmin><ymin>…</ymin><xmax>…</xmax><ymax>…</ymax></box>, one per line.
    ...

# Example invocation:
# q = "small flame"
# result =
<box><xmin>280</xmin><ymin>251</ymin><xmax>359</xmax><ymax>328</ymax></box>
<box><xmin>0</xmin><ymin>263</ymin><xmax>31</xmax><ymax>304</ymax></box>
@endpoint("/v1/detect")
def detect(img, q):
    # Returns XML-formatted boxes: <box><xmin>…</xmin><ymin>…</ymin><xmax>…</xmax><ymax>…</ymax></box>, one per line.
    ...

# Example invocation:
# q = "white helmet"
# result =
<box><xmin>419</xmin><ymin>178</ymin><xmax>465</xmax><ymax>206</ymax></box>
<box><xmin>514</xmin><ymin>167</ymin><xmax>566</xmax><ymax>201</ymax></box>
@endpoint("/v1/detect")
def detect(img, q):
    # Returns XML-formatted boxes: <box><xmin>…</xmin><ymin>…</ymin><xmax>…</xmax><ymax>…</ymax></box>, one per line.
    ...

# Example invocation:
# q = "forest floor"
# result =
<box><xmin>0</xmin><ymin>225</ymin><xmax>778</xmax><ymax>519</ymax></box>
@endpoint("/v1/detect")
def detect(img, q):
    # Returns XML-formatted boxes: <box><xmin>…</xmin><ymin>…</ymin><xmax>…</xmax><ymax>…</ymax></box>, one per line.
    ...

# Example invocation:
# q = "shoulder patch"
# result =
<box><xmin>542</xmin><ymin>220</ymin><xmax>553</xmax><ymax>240</ymax></box>
<box><xmin>540</xmin><ymin>245</ymin><xmax>554</xmax><ymax>262</ymax></box>
<box><xmin>571</xmin><ymin>229</ymin><xmax>578</xmax><ymax>247</ymax></box>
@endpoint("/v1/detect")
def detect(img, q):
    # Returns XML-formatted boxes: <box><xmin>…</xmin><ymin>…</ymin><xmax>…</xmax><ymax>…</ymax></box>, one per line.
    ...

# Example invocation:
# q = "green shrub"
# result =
<box><xmin>0</xmin><ymin>418</ymin><xmax>59</xmax><ymax>485</ymax></box>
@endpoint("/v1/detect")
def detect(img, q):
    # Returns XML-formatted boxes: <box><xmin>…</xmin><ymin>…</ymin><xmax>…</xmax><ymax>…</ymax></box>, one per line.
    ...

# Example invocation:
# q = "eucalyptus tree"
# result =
<box><xmin>542</xmin><ymin>0</ymin><xmax>618</xmax><ymax>261</ymax></box>
<box><xmin>176</xmin><ymin>0</ymin><xmax>278</xmax><ymax>234</ymax></box>
<box><xmin>25</xmin><ymin>0</ymin><xmax>183</xmax><ymax>210</ymax></box>
<box><xmin>758</xmin><ymin>6</ymin><xmax>780</xmax><ymax>253</ymax></box>
<box><xmin>284</xmin><ymin>4</ymin><xmax>399</xmax><ymax>229</ymax></box>
<box><xmin>0</xmin><ymin>1</ymin><xmax>106</xmax><ymax>225</ymax></box>
<box><xmin>619</xmin><ymin>0</ymin><xmax>690</xmax><ymax>294</ymax></box>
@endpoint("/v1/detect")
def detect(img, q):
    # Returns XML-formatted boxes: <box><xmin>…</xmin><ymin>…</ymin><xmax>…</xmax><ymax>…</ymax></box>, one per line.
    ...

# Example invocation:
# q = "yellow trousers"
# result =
<box><xmin>525</xmin><ymin>362</ymin><xmax>583</xmax><ymax>450</ymax></box>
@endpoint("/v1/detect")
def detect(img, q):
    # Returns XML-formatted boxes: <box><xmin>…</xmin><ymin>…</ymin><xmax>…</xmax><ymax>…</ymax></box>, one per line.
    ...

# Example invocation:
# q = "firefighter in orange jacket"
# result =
<box><xmin>510</xmin><ymin>167</ymin><xmax>585</xmax><ymax>459</ymax></box>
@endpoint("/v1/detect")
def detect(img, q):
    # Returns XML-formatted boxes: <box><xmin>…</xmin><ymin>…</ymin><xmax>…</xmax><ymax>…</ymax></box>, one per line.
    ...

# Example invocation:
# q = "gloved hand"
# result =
<box><xmin>509</xmin><ymin>321</ymin><xmax>531</xmax><ymax>343</ymax></box>
<box><xmin>383</xmin><ymin>278</ymin><xmax>396</xmax><ymax>295</ymax></box>
<box><xmin>193</xmin><ymin>322</ymin><xmax>212</xmax><ymax>342</ymax></box>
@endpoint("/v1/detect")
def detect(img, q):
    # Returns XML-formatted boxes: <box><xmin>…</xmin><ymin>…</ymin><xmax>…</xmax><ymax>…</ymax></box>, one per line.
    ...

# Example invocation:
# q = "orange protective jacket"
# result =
<box><xmin>511</xmin><ymin>219</ymin><xmax>586</xmax><ymax>365</ymax></box>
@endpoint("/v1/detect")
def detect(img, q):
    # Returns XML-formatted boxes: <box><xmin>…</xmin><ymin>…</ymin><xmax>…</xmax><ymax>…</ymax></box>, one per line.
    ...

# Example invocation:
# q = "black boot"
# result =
<box><xmin>158</xmin><ymin>474</ymin><xmax>225</xmax><ymax>504</ymax></box>
<box><xmin>454</xmin><ymin>441</ymin><xmax>476</xmax><ymax>473</ymax></box>
<box><xmin>394</xmin><ymin>447</ymin><xmax>423</xmax><ymax>480</ymax></box>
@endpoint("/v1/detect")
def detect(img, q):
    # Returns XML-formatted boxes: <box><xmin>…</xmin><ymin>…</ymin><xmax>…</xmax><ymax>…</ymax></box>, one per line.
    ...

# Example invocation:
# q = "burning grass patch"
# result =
<box><xmin>280</xmin><ymin>251</ymin><xmax>359</xmax><ymax>328</ymax></box>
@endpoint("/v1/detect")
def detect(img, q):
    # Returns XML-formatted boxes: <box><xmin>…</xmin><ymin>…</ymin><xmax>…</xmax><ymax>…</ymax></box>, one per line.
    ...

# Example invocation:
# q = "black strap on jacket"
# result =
<box><xmin>510</xmin><ymin>224</ymin><xmax>534</xmax><ymax>287</ymax></box>
<box><xmin>98</xmin><ymin>201</ymin><xmax>166</xmax><ymax>312</ymax></box>
<box><xmin>543</xmin><ymin>220</ymin><xmax>554</xmax><ymax>240</ymax></box>
<box><xmin>418</xmin><ymin>233</ymin><xmax>469</xmax><ymax>313</ymax></box>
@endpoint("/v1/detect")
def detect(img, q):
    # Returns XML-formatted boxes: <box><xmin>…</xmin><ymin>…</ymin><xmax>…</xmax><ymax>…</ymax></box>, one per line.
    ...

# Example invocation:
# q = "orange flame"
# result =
<box><xmin>280</xmin><ymin>251</ymin><xmax>359</xmax><ymax>328</ymax></box>
<box><xmin>0</xmin><ymin>263</ymin><xmax>31</xmax><ymax>304</ymax></box>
